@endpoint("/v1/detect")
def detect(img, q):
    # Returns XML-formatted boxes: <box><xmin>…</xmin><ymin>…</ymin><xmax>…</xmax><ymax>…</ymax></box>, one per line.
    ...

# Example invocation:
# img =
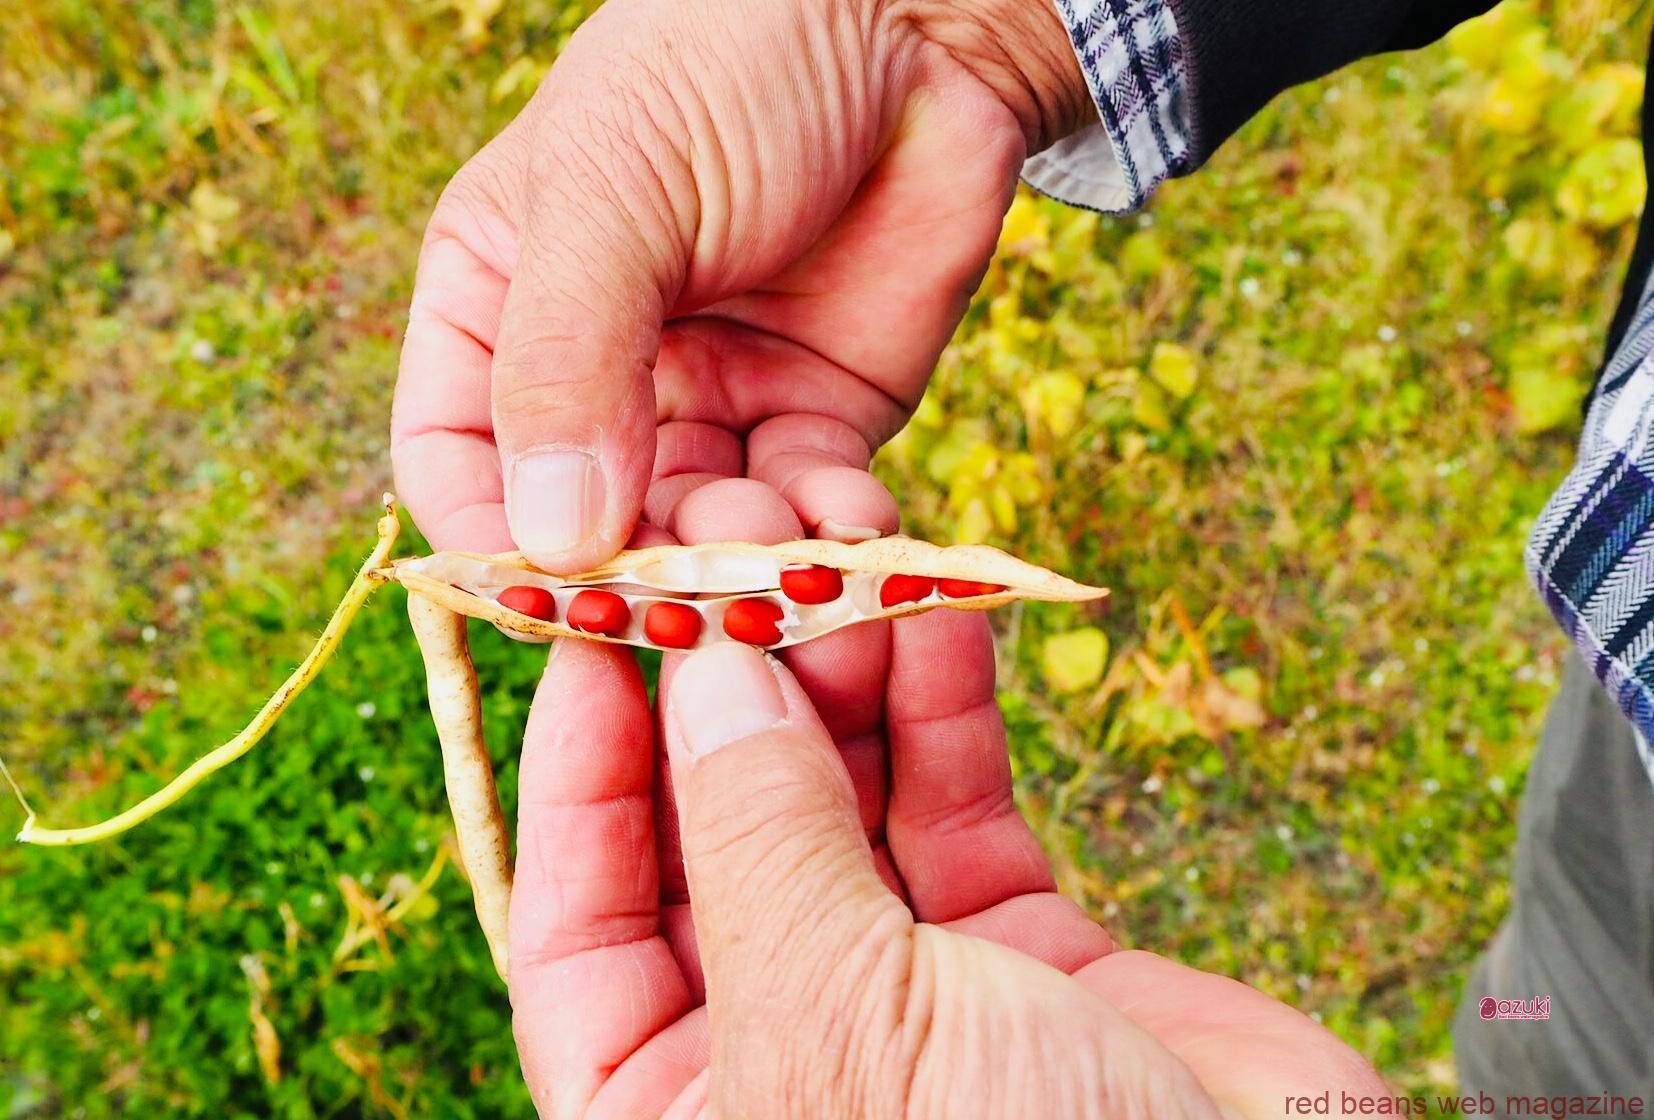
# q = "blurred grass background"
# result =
<box><xmin>1</xmin><ymin>0</ymin><xmax>1649</xmax><ymax>1115</ymax></box>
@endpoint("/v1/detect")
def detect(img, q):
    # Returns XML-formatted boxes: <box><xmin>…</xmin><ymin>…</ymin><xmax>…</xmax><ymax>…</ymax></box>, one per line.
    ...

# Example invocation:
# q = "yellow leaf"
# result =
<box><xmin>1149</xmin><ymin>342</ymin><xmax>1199</xmax><ymax>400</ymax></box>
<box><xmin>955</xmin><ymin>498</ymin><xmax>994</xmax><ymax>544</ymax></box>
<box><xmin>1043</xmin><ymin>628</ymin><xmax>1109</xmax><ymax>693</ymax></box>
<box><xmin>989</xmin><ymin>484</ymin><xmax>1018</xmax><ymax>533</ymax></box>
<box><xmin>451</xmin><ymin>0</ymin><xmax>503</xmax><ymax>42</ymax></box>
<box><xmin>1481</xmin><ymin>75</ymin><xmax>1543</xmax><ymax>134</ymax></box>
<box><xmin>998</xmin><ymin>194</ymin><xmax>1048</xmax><ymax>255</ymax></box>
<box><xmin>490</xmin><ymin>56</ymin><xmax>546</xmax><ymax>104</ymax></box>
<box><xmin>1132</xmin><ymin>378</ymin><xmax>1172</xmax><ymax>433</ymax></box>
<box><xmin>1498</xmin><ymin>27</ymin><xmax>1561</xmax><ymax>92</ymax></box>
<box><xmin>1556</xmin><ymin>138</ymin><xmax>1647</xmax><ymax>229</ymax></box>
<box><xmin>1510</xmin><ymin>365</ymin><xmax>1584</xmax><ymax>435</ymax></box>
<box><xmin>1020</xmin><ymin>371</ymin><xmax>1087</xmax><ymax>438</ymax></box>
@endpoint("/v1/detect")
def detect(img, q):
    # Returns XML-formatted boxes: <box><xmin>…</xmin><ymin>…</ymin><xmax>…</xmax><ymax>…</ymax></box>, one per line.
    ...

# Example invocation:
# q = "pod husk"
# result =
<box><xmin>406</xmin><ymin>592</ymin><xmax>513</xmax><ymax>980</ymax></box>
<box><xmin>386</xmin><ymin>538</ymin><xmax>1107</xmax><ymax>651</ymax></box>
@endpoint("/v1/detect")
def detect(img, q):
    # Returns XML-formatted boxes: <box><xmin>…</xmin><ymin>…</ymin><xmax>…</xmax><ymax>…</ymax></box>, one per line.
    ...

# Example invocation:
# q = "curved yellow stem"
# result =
<box><xmin>16</xmin><ymin>502</ymin><xmax>402</xmax><ymax>846</ymax></box>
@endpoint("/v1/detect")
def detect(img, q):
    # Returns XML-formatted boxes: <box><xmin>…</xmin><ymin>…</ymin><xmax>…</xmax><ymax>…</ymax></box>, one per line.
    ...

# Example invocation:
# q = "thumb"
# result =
<box><xmin>492</xmin><ymin>124</ymin><xmax>683</xmax><ymax>571</ymax></box>
<box><xmin>664</xmin><ymin>644</ymin><xmax>903</xmax><ymax>1022</ymax></box>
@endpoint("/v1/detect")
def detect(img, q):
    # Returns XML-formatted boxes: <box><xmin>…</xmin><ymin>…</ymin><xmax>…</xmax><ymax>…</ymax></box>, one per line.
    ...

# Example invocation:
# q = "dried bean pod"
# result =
<box><xmin>388</xmin><ymin>536</ymin><xmax>1106</xmax><ymax>654</ymax></box>
<box><xmin>406</xmin><ymin>593</ymin><xmax>513</xmax><ymax>981</ymax></box>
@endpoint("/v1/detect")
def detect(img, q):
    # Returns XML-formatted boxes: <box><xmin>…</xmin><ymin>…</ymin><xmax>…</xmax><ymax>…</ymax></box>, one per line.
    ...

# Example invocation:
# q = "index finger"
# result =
<box><xmin>509</xmin><ymin>639</ymin><xmax>691</xmax><ymax>1116</ymax></box>
<box><xmin>391</xmin><ymin>184</ymin><xmax>519</xmax><ymax>554</ymax></box>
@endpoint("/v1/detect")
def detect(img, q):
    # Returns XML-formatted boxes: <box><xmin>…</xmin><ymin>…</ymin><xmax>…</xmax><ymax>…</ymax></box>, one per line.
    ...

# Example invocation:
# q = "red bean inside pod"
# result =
<box><xmin>878</xmin><ymin>574</ymin><xmax>936</xmax><ymax>608</ymax></box>
<box><xmin>779</xmin><ymin>564</ymin><xmax>843</xmax><ymax>604</ymax></box>
<box><xmin>644</xmin><ymin>601</ymin><xmax>703</xmax><ymax>649</ymax></box>
<box><xmin>938</xmin><ymin>578</ymin><xmax>1008</xmax><ymax>600</ymax></box>
<box><xmin>722</xmin><ymin>598</ymin><xmax>786</xmax><ymax>646</ymax></box>
<box><xmin>567</xmin><ymin>589</ymin><xmax>630</xmax><ymax>636</ymax></box>
<box><xmin>498</xmin><ymin>585</ymin><xmax>558</xmax><ymax>621</ymax></box>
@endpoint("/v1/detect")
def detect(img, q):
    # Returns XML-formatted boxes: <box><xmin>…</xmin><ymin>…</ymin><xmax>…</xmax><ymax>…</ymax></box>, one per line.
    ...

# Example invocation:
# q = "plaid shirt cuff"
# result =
<box><xmin>1022</xmin><ymin>0</ymin><xmax>1193</xmax><ymax>213</ymax></box>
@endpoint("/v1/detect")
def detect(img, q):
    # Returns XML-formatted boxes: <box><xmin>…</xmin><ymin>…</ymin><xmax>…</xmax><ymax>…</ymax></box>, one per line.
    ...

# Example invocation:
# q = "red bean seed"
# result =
<box><xmin>938</xmin><ymin>578</ymin><xmax>1007</xmax><ymax>599</ymax></box>
<box><xmin>498</xmin><ymin>585</ymin><xmax>557</xmax><ymax>621</ymax></box>
<box><xmin>779</xmin><ymin>564</ymin><xmax>843</xmax><ymax>604</ymax></box>
<box><xmin>644</xmin><ymin>601</ymin><xmax>703</xmax><ymax>649</ymax></box>
<box><xmin>878</xmin><ymin>574</ymin><xmax>936</xmax><ymax>608</ymax></box>
<box><xmin>567</xmin><ymin>589</ymin><xmax>630</xmax><ymax>636</ymax></box>
<box><xmin>722</xmin><ymin>598</ymin><xmax>785</xmax><ymax>646</ymax></box>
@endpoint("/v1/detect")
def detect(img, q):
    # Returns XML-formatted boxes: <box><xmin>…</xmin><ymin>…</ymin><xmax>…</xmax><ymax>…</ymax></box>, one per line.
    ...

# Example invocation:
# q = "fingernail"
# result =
<box><xmin>507</xmin><ymin>449</ymin><xmax>603</xmax><ymax>555</ymax></box>
<box><xmin>671</xmin><ymin>645</ymin><xmax>787</xmax><ymax>759</ymax></box>
<box><xmin>818</xmin><ymin>518</ymin><xmax>883</xmax><ymax>544</ymax></box>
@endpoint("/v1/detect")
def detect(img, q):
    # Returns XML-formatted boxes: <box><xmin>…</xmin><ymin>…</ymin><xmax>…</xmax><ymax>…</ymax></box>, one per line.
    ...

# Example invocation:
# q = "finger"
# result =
<box><xmin>942</xmin><ymin>893</ymin><xmax>1114</xmax><ymax>974</ymax></box>
<box><xmin>663</xmin><ymin>645</ymin><xmax>902</xmax><ymax>1025</ymax></box>
<box><xmin>644</xmin><ymin>421</ymin><xmax>743</xmax><ymax>529</ymax></box>
<box><xmin>588</xmin><ymin>1008</ymin><xmax>710</xmax><ymax>1120</ymax></box>
<box><xmin>491</xmin><ymin>100</ymin><xmax>687</xmax><ymax>572</ymax></box>
<box><xmin>1076</xmin><ymin>951</ymin><xmax>1391</xmax><ymax>1112</ymax></box>
<box><xmin>651</xmin><ymin>477</ymin><xmax>807</xmax><ymax>910</ymax></box>
<box><xmin>666</xmin><ymin>475</ymin><xmax>803</xmax><ymax>544</ymax></box>
<box><xmin>391</xmin><ymin>185</ymin><xmax>517</xmax><ymax>554</ymax></box>
<box><xmin>746</xmin><ymin>413</ymin><xmax>900</xmax><ymax>541</ymax></box>
<box><xmin>509</xmin><ymin>639</ymin><xmax>690</xmax><ymax>1118</ymax></box>
<box><xmin>885</xmin><ymin>609</ymin><xmax>1056</xmax><ymax>922</ymax></box>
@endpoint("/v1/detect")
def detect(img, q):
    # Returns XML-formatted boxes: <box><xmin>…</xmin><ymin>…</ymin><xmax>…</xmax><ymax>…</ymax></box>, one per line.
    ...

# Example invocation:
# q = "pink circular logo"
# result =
<box><xmin>1479</xmin><ymin>997</ymin><xmax>1497</xmax><ymax>1020</ymax></box>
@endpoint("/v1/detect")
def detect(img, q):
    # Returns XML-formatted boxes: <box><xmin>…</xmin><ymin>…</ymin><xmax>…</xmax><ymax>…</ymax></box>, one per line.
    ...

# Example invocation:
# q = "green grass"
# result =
<box><xmin>1</xmin><ymin>0</ymin><xmax>1646</xmax><ymax>1114</ymax></box>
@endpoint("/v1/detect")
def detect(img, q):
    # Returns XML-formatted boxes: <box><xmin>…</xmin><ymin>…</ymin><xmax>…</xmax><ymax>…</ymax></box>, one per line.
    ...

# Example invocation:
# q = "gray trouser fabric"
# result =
<box><xmin>1452</xmin><ymin>654</ymin><xmax>1654</xmax><ymax>1111</ymax></box>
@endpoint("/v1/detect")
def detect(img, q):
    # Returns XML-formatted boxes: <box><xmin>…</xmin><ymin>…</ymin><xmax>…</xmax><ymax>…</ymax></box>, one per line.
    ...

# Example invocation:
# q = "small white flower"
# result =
<box><xmin>356</xmin><ymin>701</ymin><xmax>377</xmax><ymax>720</ymax></box>
<box><xmin>1276</xmin><ymin>824</ymin><xmax>1295</xmax><ymax>842</ymax></box>
<box><xmin>1377</xmin><ymin>324</ymin><xmax>1398</xmax><ymax>343</ymax></box>
<box><xmin>358</xmin><ymin>766</ymin><xmax>375</xmax><ymax>783</ymax></box>
<box><xmin>1141</xmin><ymin>775</ymin><xmax>1163</xmax><ymax>794</ymax></box>
<box><xmin>1239</xmin><ymin>277</ymin><xmax>1261</xmax><ymax>298</ymax></box>
<box><xmin>140</xmin><ymin>625</ymin><xmax>158</xmax><ymax>643</ymax></box>
<box><xmin>1184</xmin><ymin>866</ymin><xmax>1200</xmax><ymax>882</ymax></box>
<box><xmin>189</xmin><ymin>339</ymin><xmax>216</xmax><ymax>363</ymax></box>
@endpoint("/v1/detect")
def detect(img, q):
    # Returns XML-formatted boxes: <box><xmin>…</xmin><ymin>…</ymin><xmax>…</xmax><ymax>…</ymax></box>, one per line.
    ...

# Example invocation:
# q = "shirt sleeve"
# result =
<box><xmin>1025</xmin><ymin>0</ymin><xmax>1501</xmax><ymax>214</ymax></box>
<box><xmin>1021</xmin><ymin>0</ymin><xmax>1193</xmax><ymax>213</ymax></box>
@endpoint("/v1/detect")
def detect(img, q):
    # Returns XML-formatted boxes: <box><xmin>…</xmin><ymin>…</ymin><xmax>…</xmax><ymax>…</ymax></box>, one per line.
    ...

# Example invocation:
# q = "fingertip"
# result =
<box><xmin>669</xmin><ymin>477</ymin><xmax>803</xmax><ymax>545</ymax></box>
<box><xmin>788</xmin><ymin>465</ymin><xmax>900</xmax><ymax>540</ymax></box>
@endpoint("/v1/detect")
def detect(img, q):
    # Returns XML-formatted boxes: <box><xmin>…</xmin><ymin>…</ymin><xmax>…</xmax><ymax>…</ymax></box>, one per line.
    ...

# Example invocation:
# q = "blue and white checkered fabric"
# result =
<box><xmin>1528</xmin><ymin>272</ymin><xmax>1654</xmax><ymax>789</ymax></box>
<box><xmin>1023</xmin><ymin>0</ymin><xmax>1192</xmax><ymax>213</ymax></box>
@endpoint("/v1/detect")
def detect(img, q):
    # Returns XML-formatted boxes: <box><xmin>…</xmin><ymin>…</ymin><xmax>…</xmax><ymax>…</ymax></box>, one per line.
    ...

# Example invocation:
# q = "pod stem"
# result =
<box><xmin>15</xmin><ymin>499</ymin><xmax>402</xmax><ymax>847</ymax></box>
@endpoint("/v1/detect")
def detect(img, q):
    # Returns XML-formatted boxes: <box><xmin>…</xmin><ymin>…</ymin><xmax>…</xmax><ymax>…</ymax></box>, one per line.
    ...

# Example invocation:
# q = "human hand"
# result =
<box><xmin>390</xmin><ymin>0</ymin><xmax>1092</xmax><ymax>568</ymax></box>
<box><xmin>505</xmin><ymin>609</ymin><xmax>1389</xmax><ymax>1118</ymax></box>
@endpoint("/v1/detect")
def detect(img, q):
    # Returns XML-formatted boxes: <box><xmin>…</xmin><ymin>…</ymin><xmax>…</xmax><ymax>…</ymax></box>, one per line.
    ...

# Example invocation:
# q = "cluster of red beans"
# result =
<box><xmin>494</xmin><ymin>566</ymin><xmax>1006</xmax><ymax>649</ymax></box>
